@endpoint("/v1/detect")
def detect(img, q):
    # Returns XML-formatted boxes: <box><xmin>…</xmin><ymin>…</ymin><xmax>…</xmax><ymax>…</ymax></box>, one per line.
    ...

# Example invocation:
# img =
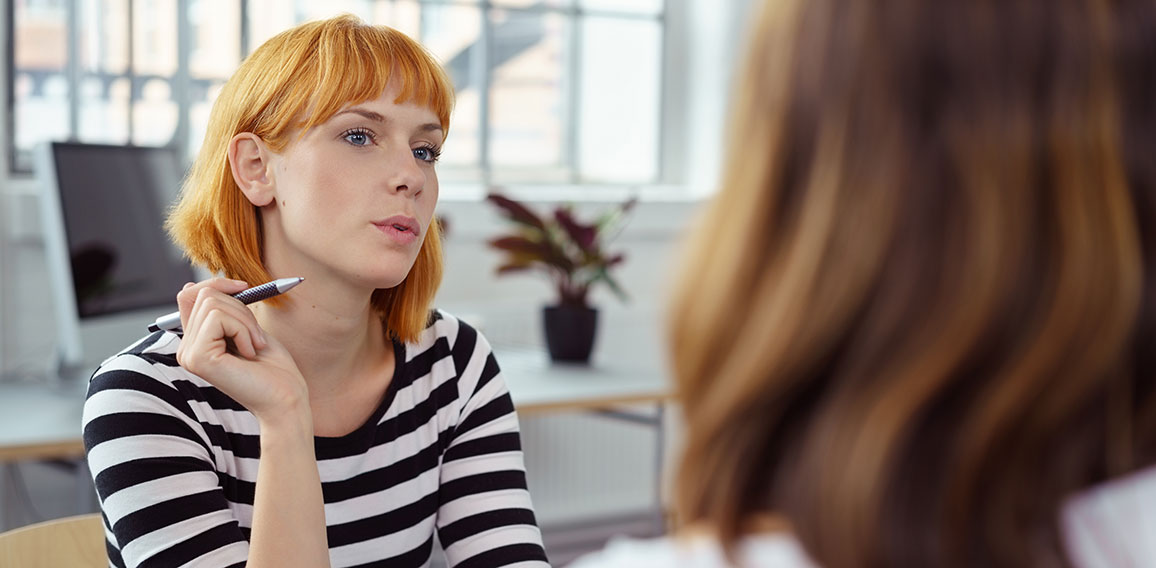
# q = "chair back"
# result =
<box><xmin>0</xmin><ymin>514</ymin><xmax>107</xmax><ymax>568</ymax></box>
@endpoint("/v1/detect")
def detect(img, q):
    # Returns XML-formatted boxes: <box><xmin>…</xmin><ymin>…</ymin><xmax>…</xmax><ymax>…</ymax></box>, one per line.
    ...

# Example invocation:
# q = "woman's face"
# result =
<box><xmin>260</xmin><ymin>80</ymin><xmax>442</xmax><ymax>292</ymax></box>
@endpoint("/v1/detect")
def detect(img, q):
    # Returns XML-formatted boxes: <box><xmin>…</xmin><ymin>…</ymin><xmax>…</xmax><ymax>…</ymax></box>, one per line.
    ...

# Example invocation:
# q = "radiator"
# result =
<box><xmin>519</xmin><ymin>409</ymin><xmax>666</xmax><ymax>526</ymax></box>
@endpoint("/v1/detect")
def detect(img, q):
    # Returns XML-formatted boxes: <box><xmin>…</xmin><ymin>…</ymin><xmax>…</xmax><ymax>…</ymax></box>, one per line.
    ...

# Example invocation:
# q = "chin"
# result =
<box><xmin>359</xmin><ymin>253</ymin><xmax>420</xmax><ymax>290</ymax></box>
<box><xmin>368</xmin><ymin>266</ymin><xmax>419</xmax><ymax>291</ymax></box>
<box><xmin>362</xmin><ymin>273</ymin><xmax>407</xmax><ymax>291</ymax></box>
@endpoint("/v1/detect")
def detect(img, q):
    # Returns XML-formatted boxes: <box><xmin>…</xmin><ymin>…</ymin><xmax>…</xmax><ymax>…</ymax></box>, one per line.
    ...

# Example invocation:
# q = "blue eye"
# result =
<box><xmin>413</xmin><ymin>145</ymin><xmax>442</xmax><ymax>164</ymax></box>
<box><xmin>342</xmin><ymin>128</ymin><xmax>374</xmax><ymax>146</ymax></box>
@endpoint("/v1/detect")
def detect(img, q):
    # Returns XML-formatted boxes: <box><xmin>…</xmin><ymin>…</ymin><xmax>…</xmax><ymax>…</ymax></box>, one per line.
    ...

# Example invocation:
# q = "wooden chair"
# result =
<box><xmin>0</xmin><ymin>514</ymin><xmax>107</xmax><ymax>568</ymax></box>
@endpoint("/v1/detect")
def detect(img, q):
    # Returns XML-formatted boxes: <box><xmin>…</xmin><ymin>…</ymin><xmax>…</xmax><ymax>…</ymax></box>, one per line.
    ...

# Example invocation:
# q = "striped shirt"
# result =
<box><xmin>82</xmin><ymin>310</ymin><xmax>549</xmax><ymax>568</ymax></box>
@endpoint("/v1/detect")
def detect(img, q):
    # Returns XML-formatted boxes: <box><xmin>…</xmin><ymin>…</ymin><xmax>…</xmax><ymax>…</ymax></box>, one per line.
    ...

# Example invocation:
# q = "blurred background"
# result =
<box><xmin>0</xmin><ymin>0</ymin><xmax>755</xmax><ymax>563</ymax></box>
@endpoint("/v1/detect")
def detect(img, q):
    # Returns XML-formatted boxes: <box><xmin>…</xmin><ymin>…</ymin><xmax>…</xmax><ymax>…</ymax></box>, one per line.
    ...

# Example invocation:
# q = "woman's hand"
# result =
<box><xmin>175</xmin><ymin>279</ymin><xmax>329</xmax><ymax>567</ymax></box>
<box><xmin>175</xmin><ymin>278</ymin><xmax>309</xmax><ymax>422</ymax></box>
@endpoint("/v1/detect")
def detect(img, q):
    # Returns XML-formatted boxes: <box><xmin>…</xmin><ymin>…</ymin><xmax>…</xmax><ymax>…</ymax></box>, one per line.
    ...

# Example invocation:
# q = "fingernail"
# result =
<box><xmin>182</xmin><ymin>282</ymin><xmax>194</xmax><ymax>290</ymax></box>
<box><xmin>231</xmin><ymin>279</ymin><xmax>248</xmax><ymax>287</ymax></box>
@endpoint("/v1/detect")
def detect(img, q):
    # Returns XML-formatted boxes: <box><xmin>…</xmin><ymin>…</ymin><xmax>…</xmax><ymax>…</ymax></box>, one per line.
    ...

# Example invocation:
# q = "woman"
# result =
<box><xmin>575</xmin><ymin>0</ymin><xmax>1156</xmax><ymax>566</ymax></box>
<box><xmin>82</xmin><ymin>16</ymin><xmax>549</xmax><ymax>568</ymax></box>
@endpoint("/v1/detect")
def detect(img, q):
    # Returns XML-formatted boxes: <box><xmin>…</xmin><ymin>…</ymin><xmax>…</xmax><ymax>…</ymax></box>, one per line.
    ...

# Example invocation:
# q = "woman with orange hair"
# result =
<box><xmin>575</xmin><ymin>0</ymin><xmax>1156</xmax><ymax>566</ymax></box>
<box><xmin>82</xmin><ymin>16</ymin><xmax>548</xmax><ymax>568</ymax></box>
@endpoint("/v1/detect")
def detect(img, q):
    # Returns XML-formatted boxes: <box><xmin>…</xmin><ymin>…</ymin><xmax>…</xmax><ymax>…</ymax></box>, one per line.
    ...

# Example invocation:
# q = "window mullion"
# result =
<box><xmin>240</xmin><ymin>0</ymin><xmax>250</xmax><ymax>58</ymax></box>
<box><xmin>126</xmin><ymin>0</ymin><xmax>135</xmax><ymax>142</ymax></box>
<box><xmin>67</xmin><ymin>0</ymin><xmax>82</xmax><ymax>140</ymax></box>
<box><xmin>476</xmin><ymin>1</ymin><xmax>492</xmax><ymax>186</ymax></box>
<box><xmin>174</xmin><ymin>0</ymin><xmax>191</xmax><ymax>158</ymax></box>
<box><xmin>564</xmin><ymin>4</ymin><xmax>581</xmax><ymax>184</ymax></box>
<box><xmin>653</xmin><ymin>0</ymin><xmax>668</xmax><ymax>185</ymax></box>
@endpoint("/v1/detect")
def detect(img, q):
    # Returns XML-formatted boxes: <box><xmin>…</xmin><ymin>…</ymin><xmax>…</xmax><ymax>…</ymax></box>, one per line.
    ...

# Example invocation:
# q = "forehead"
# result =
<box><xmin>325</xmin><ymin>98</ymin><xmax>442</xmax><ymax>138</ymax></box>
<box><xmin>294</xmin><ymin>56</ymin><xmax>452</xmax><ymax>134</ymax></box>
<box><xmin>291</xmin><ymin>89</ymin><xmax>442</xmax><ymax>143</ymax></box>
<box><xmin>311</xmin><ymin>76</ymin><xmax>443</xmax><ymax>129</ymax></box>
<box><xmin>349</xmin><ymin>84</ymin><xmax>441</xmax><ymax>120</ymax></box>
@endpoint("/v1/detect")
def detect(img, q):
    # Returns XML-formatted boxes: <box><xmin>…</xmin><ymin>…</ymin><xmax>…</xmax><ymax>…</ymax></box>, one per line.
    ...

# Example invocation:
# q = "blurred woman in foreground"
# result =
<box><xmin>575</xmin><ymin>0</ymin><xmax>1156</xmax><ymax>565</ymax></box>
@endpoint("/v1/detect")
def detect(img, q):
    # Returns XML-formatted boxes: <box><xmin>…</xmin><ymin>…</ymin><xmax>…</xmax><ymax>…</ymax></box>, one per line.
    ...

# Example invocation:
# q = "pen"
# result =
<box><xmin>147</xmin><ymin>277</ymin><xmax>305</xmax><ymax>333</ymax></box>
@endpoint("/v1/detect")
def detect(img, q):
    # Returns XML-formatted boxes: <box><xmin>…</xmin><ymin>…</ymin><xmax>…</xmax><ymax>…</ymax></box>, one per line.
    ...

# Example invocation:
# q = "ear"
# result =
<box><xmin>228</xmin><ymin>133</ymin><xmax>276</xmax><ymax>207</ymax></box>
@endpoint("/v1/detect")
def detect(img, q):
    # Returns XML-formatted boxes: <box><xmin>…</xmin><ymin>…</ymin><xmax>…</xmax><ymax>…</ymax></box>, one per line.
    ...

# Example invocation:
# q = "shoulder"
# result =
<box><xmin>88</xmin><ymin>331</ymin><xmax>186</xmax><ymax>392</ymax></box>
<box><xmin>82</xmin><ymin>332</ymin><xmax>220</xmax><ymax>457</ymax></box>
<box><xmin>568</xmin><ymin>533</ymin><xmax>817</xmax><ymax>568</ymax></box>
<box><xmin>408</xmin><ymin>310</ymin><xmax>508</xmax><ymax>408</ymax></box>
<box><xmin>421</xmin><ymin>309</ymin><xmax>487</xmax><ymax>349</ymax></box>
<box><xmin>84</xmin><ymin>331</ymin><xmax>220</xmax><ymax>424</ymax></box>
<box><xmin>408</xmin><ymin>309</ymin><xmax>494</xmax><ymax>367</ymax></box>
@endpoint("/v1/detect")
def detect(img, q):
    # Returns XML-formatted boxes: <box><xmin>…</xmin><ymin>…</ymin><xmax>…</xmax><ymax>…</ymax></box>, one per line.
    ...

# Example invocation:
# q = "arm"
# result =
<box><xmin>436</xmin><ymin>321</ymin><xmax>549</xmax><ymax>567</ymax></box>
<box><xmin>174</xmin><ymin>278</ymin><xmax>329</xmax><ymax>568</ymax></box>
<box><xmin>246</xmin><ymin>397</ymin><xmax>325</xmax><ymax>567</ymax></box>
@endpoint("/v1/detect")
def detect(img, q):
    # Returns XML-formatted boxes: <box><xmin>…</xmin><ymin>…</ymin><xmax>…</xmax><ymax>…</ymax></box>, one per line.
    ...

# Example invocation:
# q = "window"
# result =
<box><xmin>9</xmin><ymin>0</ymin><xmax>667</xmax><ymax>186</ymax></box>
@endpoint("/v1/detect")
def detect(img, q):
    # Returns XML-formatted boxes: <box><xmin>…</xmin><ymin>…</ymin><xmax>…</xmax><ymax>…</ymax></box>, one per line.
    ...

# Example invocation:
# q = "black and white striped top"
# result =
<box><xmin>82</xmin><ymin>310</ymin><xmax>549</xmax><ymax>568</ymax></box>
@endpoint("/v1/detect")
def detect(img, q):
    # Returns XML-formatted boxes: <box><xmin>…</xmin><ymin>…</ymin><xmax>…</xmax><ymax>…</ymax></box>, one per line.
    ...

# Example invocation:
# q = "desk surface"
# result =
<box><xmin>497</xmin><ymin>348</ymin><xmax>672</xmax><ymax>414</ymax></box>
<box><xmin>0</xmin><ymin>349</ymin><xmax>671</xmax><ymax>461</ymax></box>
<box><xmin>0</xmin><ymin>382</ymin><xmax>88</xmax><ymax>462</ymax></box>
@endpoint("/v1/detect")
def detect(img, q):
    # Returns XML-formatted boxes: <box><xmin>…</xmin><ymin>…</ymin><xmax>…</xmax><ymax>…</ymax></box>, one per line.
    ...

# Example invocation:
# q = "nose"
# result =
<box><xmin>385</xmin><ymin>145</ymin><xmax>425</xmax><ymax>195</ymax></box>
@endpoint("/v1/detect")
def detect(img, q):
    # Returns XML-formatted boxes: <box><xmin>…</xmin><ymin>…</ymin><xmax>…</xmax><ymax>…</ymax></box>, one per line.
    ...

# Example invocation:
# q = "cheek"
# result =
<box><xmin>420</xmin><ymin>175</ymin><xmax>439</xmax><ymax>218</ymax></box>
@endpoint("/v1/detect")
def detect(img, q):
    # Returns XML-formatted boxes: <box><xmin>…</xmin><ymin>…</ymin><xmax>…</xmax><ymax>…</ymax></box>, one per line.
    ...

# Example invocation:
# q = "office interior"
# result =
<box><xmin>0</xmin><ymin>0</ymin><xmax>754</xmax><ymax>563</ymax></box>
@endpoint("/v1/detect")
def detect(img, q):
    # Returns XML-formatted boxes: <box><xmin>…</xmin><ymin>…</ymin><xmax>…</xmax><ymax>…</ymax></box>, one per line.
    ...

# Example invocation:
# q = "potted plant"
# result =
<box><xmin>486</xmin><ymin>193</ymin><xmax>635</xmax><ymax>363</ymax></box>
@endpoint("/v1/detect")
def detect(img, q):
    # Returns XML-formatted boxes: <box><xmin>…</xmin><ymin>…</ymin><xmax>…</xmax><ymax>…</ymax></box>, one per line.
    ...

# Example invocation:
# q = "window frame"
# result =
<box><xmin>5</xmin><ymin>0</ymin><xmax>672</xmax><ymax>189</ymax></box>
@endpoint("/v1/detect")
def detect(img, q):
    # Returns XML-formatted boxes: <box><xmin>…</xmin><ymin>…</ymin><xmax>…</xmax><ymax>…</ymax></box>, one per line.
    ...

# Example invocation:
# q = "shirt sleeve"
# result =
<box><xmin>435</xmin><ymin>319</ymin><xmax>550</xmax><ymax>568</ymax></box>
<box><xmin>83</xmin><ymin>353</ymin><xmax>250</xmax><ymax>568</ymax></box>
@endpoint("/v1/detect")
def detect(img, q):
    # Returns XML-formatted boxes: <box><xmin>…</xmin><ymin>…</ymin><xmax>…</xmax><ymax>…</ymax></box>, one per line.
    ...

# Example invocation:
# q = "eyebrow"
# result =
<box><xmin>335</xmin><ymin>108</ymin><xmax>443</xmax><ymax>135</ymax></box>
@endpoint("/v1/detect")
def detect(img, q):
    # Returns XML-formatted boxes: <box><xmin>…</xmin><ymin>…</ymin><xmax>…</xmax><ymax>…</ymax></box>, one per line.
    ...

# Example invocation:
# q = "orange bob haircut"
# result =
<box><xmin>167</xmin><ymin>15</ymin><xmax>453</xmax><ymax>343</ymax></box>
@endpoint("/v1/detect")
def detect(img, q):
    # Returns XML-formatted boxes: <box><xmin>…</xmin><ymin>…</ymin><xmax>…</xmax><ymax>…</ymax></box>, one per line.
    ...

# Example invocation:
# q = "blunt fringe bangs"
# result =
<box><xmin>167</xmin><ymin>14</ymin><xmax>453</xmax><ymax>343</ymax></box>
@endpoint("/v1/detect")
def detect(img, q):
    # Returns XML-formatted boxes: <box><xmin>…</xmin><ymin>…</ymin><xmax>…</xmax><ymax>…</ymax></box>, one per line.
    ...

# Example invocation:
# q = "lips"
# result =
<box><xmin>373</xmin><ymin>215</ymin><xmax>420</xmax><ymax>237</ymax></box>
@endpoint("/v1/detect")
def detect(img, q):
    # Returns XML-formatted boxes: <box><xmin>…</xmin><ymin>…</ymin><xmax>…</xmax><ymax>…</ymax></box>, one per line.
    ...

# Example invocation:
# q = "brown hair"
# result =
<box><xmin>167</xmin><ymin>15</ymin><xmax>453</xmax><ymax>342</ymax></box>
<box><xmin>669</xmin><ymin>0</ymin><xmax>1156</xmax><ymax>566</ymax></box>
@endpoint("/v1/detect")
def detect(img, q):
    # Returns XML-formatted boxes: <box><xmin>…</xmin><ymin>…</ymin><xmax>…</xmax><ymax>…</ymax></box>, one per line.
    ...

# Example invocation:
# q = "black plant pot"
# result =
<box><xmin>543</xmin><ymin>305</ymin><xmax>599</xmax><ymax>363</ymax></box>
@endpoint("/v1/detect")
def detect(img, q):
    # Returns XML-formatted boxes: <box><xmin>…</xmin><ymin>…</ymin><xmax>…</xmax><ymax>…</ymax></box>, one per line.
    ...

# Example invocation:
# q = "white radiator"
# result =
<box><xmin>520</xmin><ymin>409</ymin><xmax>666</xmax><ymax>526</ymax></box>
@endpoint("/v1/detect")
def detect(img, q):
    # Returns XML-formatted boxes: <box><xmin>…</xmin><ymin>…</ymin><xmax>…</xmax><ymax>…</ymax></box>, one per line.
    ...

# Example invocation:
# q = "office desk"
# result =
<box><xmin>0</xmin><ymin>353</ymin><xmax>671</xmax><ymax>459</ymax></box>
<box><xmin>497</xmin><ymin>348</ymin><xmax>673</xmax><ymax>414</ymax></box>
<box><xmin>497</xmin><ymin>348</ymin><xmax>672</xmax><ymax>531</ymax></box>
<box><xmin>0</xmin><ymin>382</ymin><xmax>87</xmax><ymax>462</ymax></box>
<box><xmin>0</xmin><ymin>381</ymin><xmax>91</xmax><ymax>530</ymax></box>
<box><xmin>0</xmin><ymin>351</ymin><xmax>673</xmax><ymax>530</ymax></box>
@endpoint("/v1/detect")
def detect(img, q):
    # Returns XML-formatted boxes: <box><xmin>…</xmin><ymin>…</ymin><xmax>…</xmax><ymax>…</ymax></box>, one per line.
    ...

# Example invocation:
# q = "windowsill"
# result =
<box><xmin>2</xmin><ymin>175</ymin><xmax>712</xmax><ymax>202</ymax></box>
<box><xmin>438</xmin><ymin>181</ymin><xmax>708</xmax><ymax>203</ymax></box>
<box><xmin>3</xmin><ymin>177</ymin><xmax>709</xmax><ymax>243</ymax></box>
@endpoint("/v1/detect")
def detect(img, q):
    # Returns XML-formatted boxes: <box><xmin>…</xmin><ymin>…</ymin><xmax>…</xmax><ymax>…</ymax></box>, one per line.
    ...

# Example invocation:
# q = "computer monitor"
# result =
<box><xmin>36</xmin><ymin>141</ymin><xmax>198</xmax><ymax>379</ymax></box>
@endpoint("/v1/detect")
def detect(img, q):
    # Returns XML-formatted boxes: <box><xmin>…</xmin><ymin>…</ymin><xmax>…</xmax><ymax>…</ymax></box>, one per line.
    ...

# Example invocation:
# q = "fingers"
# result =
<box><xmin>190</xmin><ymin>287</ymin><xmax>267</xmax><ymax>344</ymax></box>
<box><xmin>171</xmin><ymin>278</ymin><xmax>307</xmax><ymax>419</ymax></box>
<box><xmin>189</xmin><ymin>295</ymin><xmax>262</xmax><ymax>355</ymax></box>
<box><xmin>175</xmin><ymin>278</ymin><xmax>269</xmax><ymax>366</ymax></box>
<box><xmin>176</xmin><ymin>278</ymin><xmax>249</xmax><ymax>329</ymax></box>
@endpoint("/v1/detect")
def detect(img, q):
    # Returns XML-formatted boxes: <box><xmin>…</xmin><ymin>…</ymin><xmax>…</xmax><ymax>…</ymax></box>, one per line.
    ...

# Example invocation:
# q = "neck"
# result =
<box><xmin>250</xmin><ymin>277</ymin><xmax>389</xmax><ymax>400</ymax></box>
